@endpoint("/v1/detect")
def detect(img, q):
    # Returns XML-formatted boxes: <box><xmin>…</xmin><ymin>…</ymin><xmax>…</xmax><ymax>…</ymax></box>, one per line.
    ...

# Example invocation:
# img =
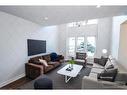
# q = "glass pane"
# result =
<box><xmin>76</xmin><ymin>37</ymin><xmax>85</xmax><ymax>52</ymax></box>
<box><xmin>68</xmin><ymin>37</ymin><xmax>75</xmax><ymax>56</ymax></box>
<box><xmin>87</xmin><ymin>36</ymin><xmax>96</xmax><ymax>57</ymax></box>
<box><xmin>67</xmin><ymin>23</ymin><xmax>74</xmax><ymax>27</ymax></box>
<box><xmin>87</xmin><ymin>19</ymin><xmax>98</xmax><ymax>25</ymax></box>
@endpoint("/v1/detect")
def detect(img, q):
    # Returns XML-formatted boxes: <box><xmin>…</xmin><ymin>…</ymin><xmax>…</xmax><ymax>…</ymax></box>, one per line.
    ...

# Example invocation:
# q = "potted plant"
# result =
<box><xmin>68</xmin><ymin>57</ymin><xmax>75</xmax><ymax>69</ymax></box>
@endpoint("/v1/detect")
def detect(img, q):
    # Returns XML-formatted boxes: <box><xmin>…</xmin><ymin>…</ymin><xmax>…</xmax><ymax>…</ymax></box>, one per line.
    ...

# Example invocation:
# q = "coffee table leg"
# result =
<box><xmin>65</xmin><ymin>76</ymin><xmax>72</xmax><ymax>83</ymax></box>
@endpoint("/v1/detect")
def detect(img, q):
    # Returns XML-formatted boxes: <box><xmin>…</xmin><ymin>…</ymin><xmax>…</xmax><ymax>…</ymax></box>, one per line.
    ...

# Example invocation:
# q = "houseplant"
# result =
<box><xmin>67</xmin><ymin>57</ymin><xmax>75</xmax><ymax>70</ymax></box>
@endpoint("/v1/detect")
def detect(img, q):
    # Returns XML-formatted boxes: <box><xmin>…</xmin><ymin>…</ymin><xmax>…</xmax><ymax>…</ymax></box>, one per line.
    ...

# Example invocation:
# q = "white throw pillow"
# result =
<box><xmin>111</xmin><ymin>59</ymin><xmax>118</xmax><ymax>69</ymax></box>
<box><xmin>104</xmin><ymin>59</ymin><xmax>112</xmax><ymax>69</ymax></box>
<box><xmin>39</xmin><ymin>59</ymin><xmax>48</xmax><ymax>67</ymax></box>
<box><xmin>108</xmin><ymin>55</ymin><xmax>114</xmax><ymax>60</ymax></box>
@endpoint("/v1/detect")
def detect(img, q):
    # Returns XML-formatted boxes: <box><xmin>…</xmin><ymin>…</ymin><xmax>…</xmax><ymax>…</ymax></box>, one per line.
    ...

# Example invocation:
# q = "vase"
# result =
<box><xmin>71</xmin><ymin>64</ymin><xmax>73</xmax><ymax>69</ymax></box>
<box><xmin>69</xmin><ymin>64</ymin><xmax>73</xmax><ymax>69</ymax></box>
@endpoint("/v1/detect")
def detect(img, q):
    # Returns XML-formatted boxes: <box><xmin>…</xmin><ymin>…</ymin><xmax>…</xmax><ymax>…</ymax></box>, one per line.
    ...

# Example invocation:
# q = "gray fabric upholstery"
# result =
<box><xmin>98</xmin><ymin>68</ymin><xmax>118</xmax><ymax>82</ymax></box>
<box><xmin>82</xmin><ymin>62</ymin><xmax>127</xmax><ymax>89</ymax></box>
<box><xmin>34</xmin><ymin>77</ymin><xmax>53</xmax><ymax>89</ymax></box>
<box><xmin>82</xmin><ymin>76</ymin><xmax>127</xmax><ymax>89</ymax></box>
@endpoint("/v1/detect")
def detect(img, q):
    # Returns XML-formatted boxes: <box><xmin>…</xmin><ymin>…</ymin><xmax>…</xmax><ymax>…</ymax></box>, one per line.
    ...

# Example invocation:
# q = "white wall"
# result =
<box><xmin>67</xmin><ymin>25</ymin><xmax>97</xmax><ymax>37</ymax></box>
<box><xmin>97</xmin><ymin>17</ymin><xmax>112</xmax><ymax>57</ymax></box>
<box><xmin>57</xmin><ymin>24</ymin><xmax>67</xmax><ymax>57</ymax></box>
<box><xmin>111</xmin><ymin>15</ymin><xmax>127</xmax><ymax>60</ymax></box>
<box><xmin>57</xmin><ymin>17</ymin><xmax>112</xmax><ymax>58</ymax></box>
<box><xmin>0</xmin><ymin>11</ymin><xmax>59</xmax><ymax>87</ymax></box>
<box><xmin>118</xmin><ymin>23</ymin><xmax>127</xmax><ymax>71</ymax></box>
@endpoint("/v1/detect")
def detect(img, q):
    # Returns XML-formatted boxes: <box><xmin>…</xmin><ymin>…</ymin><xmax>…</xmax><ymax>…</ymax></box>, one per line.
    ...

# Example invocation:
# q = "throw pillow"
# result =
<box><xmin>97</xmin><ymin>68</ymin><xmax>118</xmax><ymax>82</ymax></box>
<box><xmin>98</xmin><ymin>57</ymin><xmax>108</xmax><ymax>66</ymax></box>
<box><xmin>50</xmin><ymin>52</ymin><xmax>58</xmax><ymax>61</ymax></box>
<box><xmin>108</xmin><ymin>55</ymin><xmax>113</xmax><ymax>60</ymax></box>
<box><xmin>39</xmin><ymin>59</ymin><xmax>48</xmax><ymax>67</ymax></box>
<box><xmin>104</xmin><ymin>59</ymin><xmax>112</xmax><ymax>69</ymax></box>
<box><xmin>111</xmin><ymin>59</ymin><xmax>118</xmax><ymax>68</ymax></box>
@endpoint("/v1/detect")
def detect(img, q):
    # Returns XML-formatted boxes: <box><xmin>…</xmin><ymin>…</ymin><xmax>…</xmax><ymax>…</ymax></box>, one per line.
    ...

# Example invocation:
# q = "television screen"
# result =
<box><xmin>27</xmin><ymin>39</ymin><xmax>46</xmax><ymax>56</ymax></box>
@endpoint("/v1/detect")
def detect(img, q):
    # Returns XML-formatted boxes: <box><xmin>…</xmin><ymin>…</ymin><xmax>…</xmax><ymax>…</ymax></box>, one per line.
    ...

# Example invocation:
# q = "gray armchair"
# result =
<box><xmin>75</xmin><ymin>52</ymin><xmax>87</xmax><ymax>67</ymax></box>
<box><xmin>82</xmin><ymin>73</ymin><xmax>127</xmax><ymax>89</ymax></box>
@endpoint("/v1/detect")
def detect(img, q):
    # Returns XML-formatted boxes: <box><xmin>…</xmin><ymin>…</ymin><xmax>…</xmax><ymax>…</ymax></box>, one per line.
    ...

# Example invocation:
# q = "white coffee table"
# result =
<box><xmin>57</xmin><ymin>64</ymin><xmax>83</xmax><ymax>83</ymax></box>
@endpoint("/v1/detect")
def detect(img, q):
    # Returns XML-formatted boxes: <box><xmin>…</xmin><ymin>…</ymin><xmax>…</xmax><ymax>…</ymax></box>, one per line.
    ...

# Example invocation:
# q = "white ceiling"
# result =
<box><xmin>0</xmin><ymin>6</ymin><xmax>127</xmax><ymax>26</ymax></box>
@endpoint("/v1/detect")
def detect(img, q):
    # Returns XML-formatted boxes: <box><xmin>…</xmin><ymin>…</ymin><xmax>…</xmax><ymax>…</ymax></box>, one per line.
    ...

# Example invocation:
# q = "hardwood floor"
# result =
<box><xmin>0</xmin><ymin>77</ymin><xmax>32</xmax><ymax>89</ymax></box>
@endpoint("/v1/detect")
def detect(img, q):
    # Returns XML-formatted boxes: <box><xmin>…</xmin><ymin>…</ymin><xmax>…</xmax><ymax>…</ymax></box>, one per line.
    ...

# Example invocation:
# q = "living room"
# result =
<box><xmin>0</xmin><ymin>4</ymin><xmax>127</xmax><ymax>91</ymax></box>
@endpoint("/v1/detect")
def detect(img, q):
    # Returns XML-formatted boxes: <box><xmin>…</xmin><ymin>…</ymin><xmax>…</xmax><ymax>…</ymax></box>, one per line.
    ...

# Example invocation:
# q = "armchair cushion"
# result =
<box><xmin>76</xmin><ymin>52</ymin><xmax>86</xmax><ymax>60</ymax></box>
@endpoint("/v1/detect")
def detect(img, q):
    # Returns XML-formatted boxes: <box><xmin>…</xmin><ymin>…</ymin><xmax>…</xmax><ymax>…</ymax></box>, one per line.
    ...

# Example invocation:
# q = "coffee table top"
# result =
<box><xmin>57</xmin><ymin>64</ymin><xmax>83</xmax><ymax>77</ymax></box>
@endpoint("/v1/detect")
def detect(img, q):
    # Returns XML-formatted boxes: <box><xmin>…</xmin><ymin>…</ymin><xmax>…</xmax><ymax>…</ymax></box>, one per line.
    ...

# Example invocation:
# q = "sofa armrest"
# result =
<box><xmin>115</xmin><ymin>73</ymin><xmax>127</xmax><ymax>82</ymax></box>
<box><xmin>25</xmin><ymin>63</ymin><xmax>44</xmax><ymax>79</ymax></box>
<box><xmin>58</xmin><ymin>55</ymin><xmax>64</xmax><ymax>59</ymax></box>
<box><xmin>82</xmin><ymin>76</ymin><xmax>118</xmax><ymax>89</ymax></box>
<box><xmin>55</xmin><ymin>55</ymin><xmax>64</xmax><ymax>62</ymax></box>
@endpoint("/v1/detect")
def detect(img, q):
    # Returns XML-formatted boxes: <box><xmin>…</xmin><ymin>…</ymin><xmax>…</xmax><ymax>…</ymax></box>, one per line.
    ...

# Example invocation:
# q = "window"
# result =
<box><xmin>67</xmin><ymin>21</ymin><xmax>86</xmax><ymax>27</ymax></box>
<box><xmin>86</xmin><ymin>36</ymin><xmax>96</xmax><ymax>57</ymax></box>
<box><xmin>68</xmin><ymin>36</ymin><xmax>96</xmax><ymax>57</ymax></box>
<box><xmin>76</xmin><ymin>37</ymin><xmax>85</xmax><ymax>52</ymax></box>
<box><xmin>67</xmin><ymin>19</ymin><xmax>97</xmax><ymax>27</ymax></box>
<box><xmin>87</xmin><ymin>19</ymin><xmax>98</xmax><ymax>25</ymax></box>
<box><xmin>68</xmin><ymin>37</ymin><xmax>75</xmax><ymax>56</ymax></box>
<box><xmin>67</xmin><ymin>22</ymin><xmax>75</xmax><ymax>27</ymax></box>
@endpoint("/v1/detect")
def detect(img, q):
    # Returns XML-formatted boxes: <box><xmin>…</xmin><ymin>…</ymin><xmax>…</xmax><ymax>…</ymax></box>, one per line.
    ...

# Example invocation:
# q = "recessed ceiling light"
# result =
<box><xmin>44</xmin><ymin>17</ymin><xmax>48</xmax><ymax>20</ymax></box>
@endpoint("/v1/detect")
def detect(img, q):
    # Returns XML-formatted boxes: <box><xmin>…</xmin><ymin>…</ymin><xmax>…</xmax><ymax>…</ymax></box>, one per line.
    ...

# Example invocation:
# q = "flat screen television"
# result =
<box><xmin>27</xmin><ymin>39</ymin><xmax>46</xmax><ymax>56</ymax></box>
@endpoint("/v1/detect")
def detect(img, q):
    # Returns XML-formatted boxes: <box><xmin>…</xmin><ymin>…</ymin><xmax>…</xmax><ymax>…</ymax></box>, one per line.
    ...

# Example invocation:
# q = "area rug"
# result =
<box><xmin>18</xmin><ymin>63</ymin><xmax>92</xmax><ymax>89</ymax></box>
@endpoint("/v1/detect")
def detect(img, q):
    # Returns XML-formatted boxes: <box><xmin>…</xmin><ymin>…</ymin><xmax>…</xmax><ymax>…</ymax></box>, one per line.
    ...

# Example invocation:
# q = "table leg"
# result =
<box><xmin>65</xmin><ymin>76</ymin><xmax>72</xmax><ymax>83</ymax></box>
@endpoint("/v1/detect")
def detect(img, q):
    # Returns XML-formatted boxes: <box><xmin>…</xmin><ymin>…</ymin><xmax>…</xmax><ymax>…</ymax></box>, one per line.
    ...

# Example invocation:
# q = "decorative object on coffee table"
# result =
<box><xmin>57</xmin><ymin>64</ymin><xmax>83</xmax><ymax>83</ymax></box>
<box><xmin>66</xmin><ymin>57</ymin><xmax>75</xmax><ymax>71</ymax></box>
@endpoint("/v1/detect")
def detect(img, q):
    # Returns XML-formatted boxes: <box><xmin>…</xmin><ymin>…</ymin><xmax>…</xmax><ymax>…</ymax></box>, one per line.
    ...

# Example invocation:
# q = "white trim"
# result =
<box><xmin>0</xmin><ymin>73</ymin><xmax>25</xmax><ymax>88</ymax></box>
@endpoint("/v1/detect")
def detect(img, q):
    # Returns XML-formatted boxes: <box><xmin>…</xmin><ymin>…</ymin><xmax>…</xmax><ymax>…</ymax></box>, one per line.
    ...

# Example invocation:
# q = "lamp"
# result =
<box><xmin>102</xmin><ymin>49</ymin><xmax>108</xmax><ymax>58</ymax></box>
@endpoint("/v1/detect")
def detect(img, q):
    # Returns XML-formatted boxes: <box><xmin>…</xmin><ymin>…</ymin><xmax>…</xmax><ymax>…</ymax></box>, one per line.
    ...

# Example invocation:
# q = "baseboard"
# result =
<box><xmin>0</xmin><ymin>73</ymin><xmax>25</xmax><ymax>88</ymax></box>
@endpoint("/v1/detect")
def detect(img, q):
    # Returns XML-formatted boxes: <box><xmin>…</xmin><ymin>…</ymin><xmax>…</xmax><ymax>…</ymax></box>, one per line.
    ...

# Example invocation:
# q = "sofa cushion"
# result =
<box><xmin>43</xmin><ymin>54</ymin><xmax>51</xmax><ymax>62</ymax></box>
<box><xmin>48</xmin><ymin>61</ymin><xmax>60</xmax><ymax>67</ymax></box>
<box><xmin>29</xmin><ymin>56</ymin><xmax>43</xmax><ymax>64</ymax></box>
<box><xmin>93</xmin><ymin>63</ymin><xmax>104</xmax><ymax>69</ymax></box>
<box><xmin>44</xmin><ymin>65</ymin><xmax>54</xmax><ymax>73</ymax></box>
<box><xmin>106</xmin><ymin>64</ymin><xmax>114</xmax><ymax>69</ymax></box>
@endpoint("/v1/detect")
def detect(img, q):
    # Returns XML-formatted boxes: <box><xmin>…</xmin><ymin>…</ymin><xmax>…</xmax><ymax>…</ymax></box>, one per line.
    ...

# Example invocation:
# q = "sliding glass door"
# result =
<box><xmin>86</xmin><ymin>36</ymin><xmax>96</xmax><ymax>57</ymax></box>
<box><xmin>76</xmin><ymin>37</ymin><xmax>85</xmax><ymax>52</ymax></box>
<box><xmin>68</xmin><ymin>37</ymin><xmax>75</xmax><ymax>56</ymax></box>
<box><xmin>68</xmin><ymin>36</ymin><xmax>96</xmax><ymax>57</ymax></box>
